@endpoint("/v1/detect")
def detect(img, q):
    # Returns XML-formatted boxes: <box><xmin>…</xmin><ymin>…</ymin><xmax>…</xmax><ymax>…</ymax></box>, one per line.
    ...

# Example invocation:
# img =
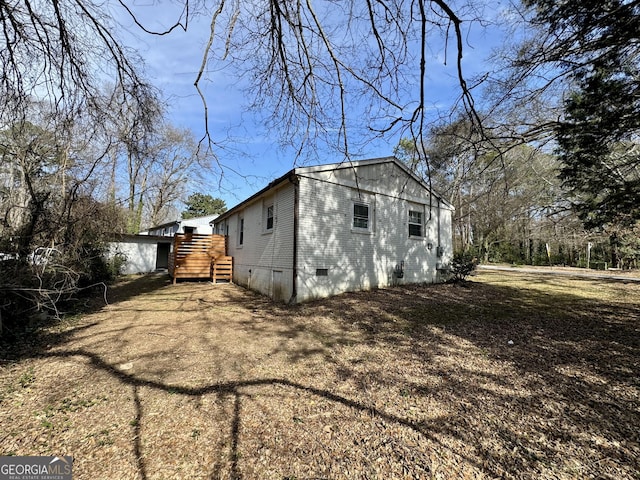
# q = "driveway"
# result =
<box><xmin>479</xmin><ymin>263</ymin><xmax>640</xmax><ymax>282</ymax></box>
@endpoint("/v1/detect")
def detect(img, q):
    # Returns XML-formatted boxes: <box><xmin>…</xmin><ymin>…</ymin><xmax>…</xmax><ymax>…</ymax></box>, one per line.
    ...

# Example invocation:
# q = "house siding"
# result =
<box><xmin>214</xmin><ymin>158</ymin><xmax>453</xmax><ymax>303</ymax></box>
<box><xmin>224</xmin><ymin>181</ymin><xmax>296</xmax><ymax>301</ymax></box>
<box><xmin>295</xmin><ymin>161</ymin><xmax>453</xmax><ymax>302</ymax></box>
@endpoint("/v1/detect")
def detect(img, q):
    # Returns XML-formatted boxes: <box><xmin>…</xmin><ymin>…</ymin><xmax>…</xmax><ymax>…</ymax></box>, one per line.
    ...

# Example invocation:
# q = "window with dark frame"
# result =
<box><xmin>239</xmin><ymin>217</ymin><xmax>244</xmax><ymax>245</ymax></box>
<box><xmin>409</xmin><ymin>210</ymin><xmax>423</xmax><ymax>237</ymax></box>
<box><xmin>266</xmin><ymin>205</ymin><xmax>274</xmax><ymax>230</ymax></box>
<box><xmin>353</xmin><ymin>202</ymin><xmax>369</xmax><ymax>229</ymax></box>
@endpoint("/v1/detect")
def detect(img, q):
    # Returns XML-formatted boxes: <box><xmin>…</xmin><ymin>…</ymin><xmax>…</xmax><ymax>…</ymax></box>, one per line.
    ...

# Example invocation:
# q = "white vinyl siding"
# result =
<box><xmin>219</xmin><ymin>184</ymin><xmax>296</xmax><ymax>302</ymax></box>
<box><xmin>296</xmin><ymin>161</ymin><xmax>453</xmax><ymax>302</ymax></box>
<box><xmin>217</xmin><ymin>158</ymin><xmax>453</xmax><ymax>304</ymax></box>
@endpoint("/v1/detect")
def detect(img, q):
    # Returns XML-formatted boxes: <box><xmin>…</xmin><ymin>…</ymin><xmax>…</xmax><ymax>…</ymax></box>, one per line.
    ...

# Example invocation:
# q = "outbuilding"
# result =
<box><xmin>107</xmin><ymin>234</ymin><xmax>173</xmax><ymax>275</ymax></box>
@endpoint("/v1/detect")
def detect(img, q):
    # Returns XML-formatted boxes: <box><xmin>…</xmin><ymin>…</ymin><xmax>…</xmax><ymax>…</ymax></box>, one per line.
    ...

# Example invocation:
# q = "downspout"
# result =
<box><xmin>437</xmin><ymin>196</ymin><xmax>441</xmax><ymax>256</ymax></box>
<box><xmin>290</xmin><ymin>175</ymin><xmax>299</xmax><ymax>303</ymax></box>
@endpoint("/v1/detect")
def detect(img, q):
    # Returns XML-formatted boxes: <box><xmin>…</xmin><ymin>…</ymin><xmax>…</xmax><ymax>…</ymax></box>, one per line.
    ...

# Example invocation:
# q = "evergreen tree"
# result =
<box><xmin>521</xmin><ymin>0</ymin><xmax>640</xmax><ymax>228</ymax></box>
<box><xmin>556</xmin><ymin>60</ymin><xmax>640</xmax><ymax>228</ymax></box>
<box><xmin>182</xmin><ymin>193</ymin><xmax>227</xmax><ymax>219</ymax></box>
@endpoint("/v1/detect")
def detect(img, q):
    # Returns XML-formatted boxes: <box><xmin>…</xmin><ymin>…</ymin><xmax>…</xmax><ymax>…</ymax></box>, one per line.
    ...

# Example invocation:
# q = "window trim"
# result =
<box><xmin>265</xmin><ymin>203</ymin><xmax>274</xmax><ymax>232</ymax></box>
<box><xmin>352</xmin><ymin>200</ymin><xmax>373</xmax><ymax>233</ymax></box>
<box><xmin>408</xmin><ymin>209</ymin><xmax>423</xmax><ymax>237</ymax></box>
<box><xmin>237</xmin><ymin>216</ymin><xmax>244</xmax><ymax>247</ymax></box>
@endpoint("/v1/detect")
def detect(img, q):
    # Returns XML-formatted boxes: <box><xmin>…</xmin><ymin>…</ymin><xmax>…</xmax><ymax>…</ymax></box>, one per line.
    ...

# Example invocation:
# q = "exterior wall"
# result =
<box><xmin>147</xmin><ymin>224</ymin><xmax>179</xmax><ymax>237</ymax></box>
<box><xmin>295</xmin><ymin>161</ymin><xmax>453</xmax><ymax>302</ymax></box>
<box><xmin>219</xmin><ymin>182</ymin><xmax>296</xmax><ymax>301</ymax></box>
<box><xmin>180</xmin><ymin>215</ymin><xmax>217</xmax><ymax>234</ymax></box>
<box><xmin>146</xmin><ymin>215</ymin><xmax>217</xmax><ymax>236</ymax></box>
<box><xmin>108</xmin><ymin>236</ymin><xmax>173</xmax><ymax>275</ymax></box>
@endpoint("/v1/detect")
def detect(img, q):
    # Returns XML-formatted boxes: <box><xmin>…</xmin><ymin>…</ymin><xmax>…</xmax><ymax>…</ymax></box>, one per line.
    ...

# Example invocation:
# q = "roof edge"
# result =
<box><xmin>213</xmin><ymin>169</ymin><xmax>297</xmax><ymax>223</ymax></box>
<box><xmin>213</xmin><ymin>156</ymin><xmax>454</xmax><ymax>223</ymax></box>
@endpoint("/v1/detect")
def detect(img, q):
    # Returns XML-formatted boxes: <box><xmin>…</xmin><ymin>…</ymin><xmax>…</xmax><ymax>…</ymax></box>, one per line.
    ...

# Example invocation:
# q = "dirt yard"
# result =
<box><xmin>1</xmin><ymin>271</ymin><xmax>639</xmax><ymax>479</ymax></box>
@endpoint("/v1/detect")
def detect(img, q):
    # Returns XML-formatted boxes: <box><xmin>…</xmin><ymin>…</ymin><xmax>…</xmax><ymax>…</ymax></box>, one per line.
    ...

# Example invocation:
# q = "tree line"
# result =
<box><xmin>1</xmin><ymin>0</ymin><xmax>639</xmax><ymax>333</ymax></box>
<box><xmin>396</xmin><ymin>119</ymin><xmax>640</xmax><ymax>270</ymax></box>
<box><xmin>0</xmin><ymin>95</ymin><xmax>220</xmax><ymax>334</ymax></box>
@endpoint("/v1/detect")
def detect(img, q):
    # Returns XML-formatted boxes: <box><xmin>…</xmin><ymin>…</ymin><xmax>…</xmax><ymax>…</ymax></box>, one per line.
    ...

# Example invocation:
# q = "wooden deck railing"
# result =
<box><xmin>168</xmin><ymin>233</ymin><xmax>232</xmax><ymax>284</ymax></box>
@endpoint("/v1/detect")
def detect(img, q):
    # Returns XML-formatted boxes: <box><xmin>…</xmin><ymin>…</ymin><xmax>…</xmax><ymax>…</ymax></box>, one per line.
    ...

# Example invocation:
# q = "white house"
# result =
<box><xmin>212</xmin><ymin>157</ymin><xmax>454</xmax><ymax>303</ymax></box>
<box><xmin>143</xmin><ymin>214</ymin><xmax>218</xmax><ymax>237</ymax></box>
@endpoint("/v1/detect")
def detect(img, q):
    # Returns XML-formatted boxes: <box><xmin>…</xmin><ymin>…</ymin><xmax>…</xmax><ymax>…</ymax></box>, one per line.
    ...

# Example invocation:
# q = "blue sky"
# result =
<box><xmin>116</xmin><ymin>2</ymin><xmax>508</xmax><ymax>209</ymax></box>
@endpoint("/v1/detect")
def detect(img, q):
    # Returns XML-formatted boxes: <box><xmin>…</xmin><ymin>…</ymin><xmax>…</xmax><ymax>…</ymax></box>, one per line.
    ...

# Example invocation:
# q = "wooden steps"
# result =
<box><xmin>212</xmin><ymin>256</ymin><xmax>233</xmax><ymax>283</ymax></box>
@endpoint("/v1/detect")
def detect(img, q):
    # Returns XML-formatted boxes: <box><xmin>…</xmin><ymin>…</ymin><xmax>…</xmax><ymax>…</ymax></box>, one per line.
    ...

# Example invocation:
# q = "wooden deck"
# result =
<box><xmin>168</xmin><ymin>233</ymin><xmax>232</xmax><ymax>284</ymax></box>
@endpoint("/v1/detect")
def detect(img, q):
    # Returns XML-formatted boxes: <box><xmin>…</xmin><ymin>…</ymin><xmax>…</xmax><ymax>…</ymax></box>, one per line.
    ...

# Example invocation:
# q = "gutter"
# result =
<box><xmin>213</xmin><ymin>170</ymin><xmax>297</xmax><ymax>225</ymax></box>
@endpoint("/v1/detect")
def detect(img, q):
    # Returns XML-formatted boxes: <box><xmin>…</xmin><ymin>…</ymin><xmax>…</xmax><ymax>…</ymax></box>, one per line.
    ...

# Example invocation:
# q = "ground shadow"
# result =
<box><xmin>0</xmin><ymin>273</ymin><xmax>170</xmax><ymax>362</ymax></box>
<box><xmin>1</xmin><ymin>272</ymin><xmax>638</xmax><ymax>478</ymax></box>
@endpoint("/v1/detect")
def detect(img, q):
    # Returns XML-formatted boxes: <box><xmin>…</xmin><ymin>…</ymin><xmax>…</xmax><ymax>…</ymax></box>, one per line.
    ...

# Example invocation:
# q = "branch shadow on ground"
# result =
<box><xmin>39</xmin><ymin>347</ymin><xmax>493</xmax><ymax>478</ymax></box>
<box><xmin>0</xmin><ymin>273</ymin><xmax>170</xmax><ymax>361</ymax></box>
<box><xmin>3</xmin><ymin>272</ymin><xmax>639</xmax><ymax>478</ymax></box>
<box><xmin>253</xmin><ymin>276</ymin><xmax>640</xmax><ymax>477</ymax></box>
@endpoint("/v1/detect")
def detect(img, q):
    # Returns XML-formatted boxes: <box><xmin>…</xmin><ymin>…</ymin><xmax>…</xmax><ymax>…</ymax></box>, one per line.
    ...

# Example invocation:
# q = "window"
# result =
<box><xmin>316</xmin><ymin>268</ymin><xmax>329</xmax><ymax>276</ymax></box>
<box><xmin>238</xmin><ymin>217</ymin><xmax>244</xmax><ymax>246</ymax></box>
<box><xmin>266</xmin><ymin>204</ymin><xmax>274</xmax><ymax>230</ymax></box>
<box><xmin>262</xmin><ymin>200</ymin><xmax>275</xmax><ymax>233</ymax></box>
<box><xmin>183</xmin><ymin>226</ymin><xmax>195</xmax><ymax>234</ymax></box>
<box><xmin>409</xmin><ymin>210</ymin><xmax>423</xmax><ymax>237</ymax></box>
<box><xmin>353</xmin><ymin>202</ymin><xmax>369</xmax><ymax>230</ymax></box>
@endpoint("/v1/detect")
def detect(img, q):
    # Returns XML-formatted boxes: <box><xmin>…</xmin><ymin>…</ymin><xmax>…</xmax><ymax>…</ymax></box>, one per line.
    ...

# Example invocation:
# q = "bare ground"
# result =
<box><xmin>1</xmin><ymin>270</ymin><xmax>639</xmax><ymax>479</ymax></box>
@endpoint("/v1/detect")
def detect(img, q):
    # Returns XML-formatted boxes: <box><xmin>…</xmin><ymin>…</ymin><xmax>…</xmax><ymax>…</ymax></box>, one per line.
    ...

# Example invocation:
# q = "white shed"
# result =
<box><xmin>213</xmin><ymin>157</ymin><xmax>454</xmax><ymax>303</ymax></box>
<box><xmin>107</xmin><ymin>235</ymin><xmax>173</xmax><ymax>275</ymax></box>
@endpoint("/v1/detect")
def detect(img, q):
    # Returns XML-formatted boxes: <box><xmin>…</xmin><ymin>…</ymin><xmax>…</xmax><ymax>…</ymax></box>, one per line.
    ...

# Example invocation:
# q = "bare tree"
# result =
<box><xmin>185</xmin><ymin>0</ymin><xmax>487</xmax><ymax>160</ymax></box>
<box><xmin>2</xmin><ymin>0</ymin><xmax>491</xmax><ymax>169</ymax></box>
<box><xmin>0</xmin><ymin>0</ymin><xmax>160</xmax><ymax>127</ymax></box>
<box><xmin>144</xmin><ymin>125</ymin><xmax>213</xmax><ymax>227</ymax></box>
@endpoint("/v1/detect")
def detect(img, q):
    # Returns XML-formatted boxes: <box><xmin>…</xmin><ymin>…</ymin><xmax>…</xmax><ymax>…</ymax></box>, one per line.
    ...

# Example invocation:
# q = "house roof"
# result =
<box><xmin>146</xmin><ymin>214</ymin><xmax>219</xmax><ymax>232</ymax></box>
<box><xmin>212</xmin><ymin>156</ymin><xmax>453</xmax><ymax>224</ymax></box>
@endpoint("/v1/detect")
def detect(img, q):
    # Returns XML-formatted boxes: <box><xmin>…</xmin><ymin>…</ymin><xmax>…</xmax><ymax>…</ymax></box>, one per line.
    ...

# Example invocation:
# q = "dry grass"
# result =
<box><xmin>1</xmin><ymin>270</ymin><xmax>639</xmax><ymax>479</ymax></box>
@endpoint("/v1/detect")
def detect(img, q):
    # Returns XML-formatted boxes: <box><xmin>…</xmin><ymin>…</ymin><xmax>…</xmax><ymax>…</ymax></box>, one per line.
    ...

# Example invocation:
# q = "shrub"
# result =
<box><xmin>107</xmin><ymin>252</ymin><xmax>127</xmax><ymax>279</ymax></box>
<box><xmin>449</xmin><ymin>251</ymin><xmax>478</xmax><ymax>282</ymax></box>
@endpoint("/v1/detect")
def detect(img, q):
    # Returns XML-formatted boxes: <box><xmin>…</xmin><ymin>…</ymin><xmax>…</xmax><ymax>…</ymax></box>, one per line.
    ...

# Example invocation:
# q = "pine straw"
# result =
<box><xmin>1</xmin><ymin>270</ymin><xmax>639</xmax><ymax>479</ymax></box>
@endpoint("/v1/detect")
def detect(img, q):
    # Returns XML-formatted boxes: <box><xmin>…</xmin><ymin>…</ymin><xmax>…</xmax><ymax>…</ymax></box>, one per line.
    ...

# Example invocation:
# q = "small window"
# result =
<box><xmin>238</xmin><ymin>217</ymin><xmax>244</xmax><ymax>246</ymax></box>
<box><xmin>316</xmin><ymin>268</ymin><xmax>328</xmax><ymax>276</ymax></box>
<box><xmin>353</xmin><ymin>202</ymin><xmax>369</xmax><ymax>230</ymax></box>
<box><xmin>409</xmin><ymin>210</ymin><xmax>423</xmax><ymax>237</ymax></box>
<box><xmin>266</xmin><ymin>205</ymin><xmax>274</xmax><ymax>230</ymax></box>
<box><xmin>183</xmin><ymin>226</ymin><xmax>195</xmax><ymax>234</ymax></box>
